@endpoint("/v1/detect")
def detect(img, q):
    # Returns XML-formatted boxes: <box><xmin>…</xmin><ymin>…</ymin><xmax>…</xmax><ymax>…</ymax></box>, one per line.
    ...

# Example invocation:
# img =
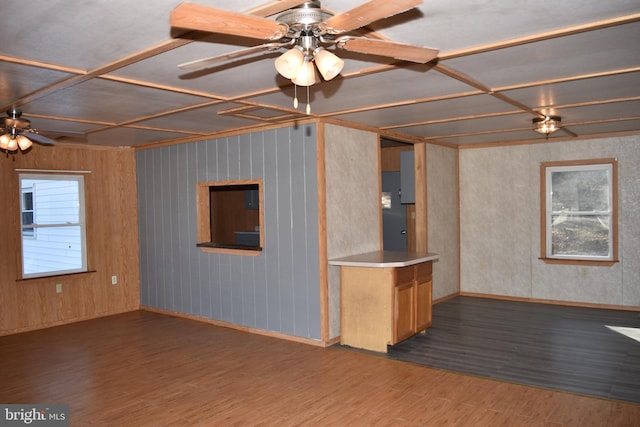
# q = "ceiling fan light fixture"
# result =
<box><xmin>0</xmin><ymin>133</ymin><xmax>10</xmax><ymax>150</ymax></box>
<box><xmin>313</xmin><ymin>48</ymin><xmax>344</xmax><ymax>81</ymax></box>
<box><xmin>17</xmin><ymin>135</ymin><xmax>32</xmax><ymax>151</ymax></box>
<box><xmin>292</xmin><ymin>59</ymin><xmax>317</xmax><ymax>86</ymax></box>
<box><xmin>533</xmin><ymin>116</ymin><xmax>561</xmax><ymax>135</ymax></box>
<box><xmin>275</xmin><ymin>46</ymin><xmax>305</xmax><ymax>79</ymax></box>
<box><xmin>7</xmin><ymin>136</ymin><xmax>18</xmax><ymax>151</ymax></box>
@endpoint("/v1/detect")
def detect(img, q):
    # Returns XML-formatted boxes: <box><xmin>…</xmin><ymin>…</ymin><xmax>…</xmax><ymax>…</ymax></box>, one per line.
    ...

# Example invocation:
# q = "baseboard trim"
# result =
<box><xmin>433</xmin><ymin>293</ymin><xmax>460</xmax><ymax>305</ymax></box>
<box><xmin>0</xmin><ymin>307</ymin><xmax>140</xmax><ymax>336</ymax></box>
<box><xmin>140</xmin><ymin>306</ymin><xmax>331</xmax><ymax>347</ymax></box>
<box><xmin>459</xmin><ymin>291</ymin><xmax>640</xmax><ymax>312</ymax></box>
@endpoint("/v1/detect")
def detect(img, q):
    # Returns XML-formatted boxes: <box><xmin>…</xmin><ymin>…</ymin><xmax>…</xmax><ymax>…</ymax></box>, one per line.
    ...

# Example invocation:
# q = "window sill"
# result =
<box><xmin>539</xmin><ymin>258</ymin><xmax>618</xmax><ymax>267</ymax></box>
<box><xmin>17</xmin><ymin>270</ymin><xmax>97</xmax><ymax>283</ymax></box>
<box><xmin>197</xmin><ymin>243</ymin><xmax>262</xmax><ymax>256</ymax></box>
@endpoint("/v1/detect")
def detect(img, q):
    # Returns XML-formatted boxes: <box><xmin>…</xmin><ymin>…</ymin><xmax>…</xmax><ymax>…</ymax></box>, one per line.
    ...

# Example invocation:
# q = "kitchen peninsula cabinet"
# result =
<box><xmin>329</xmin><ymin>251</ymin><xmax>439</xmax><ymax>353</ymax></box>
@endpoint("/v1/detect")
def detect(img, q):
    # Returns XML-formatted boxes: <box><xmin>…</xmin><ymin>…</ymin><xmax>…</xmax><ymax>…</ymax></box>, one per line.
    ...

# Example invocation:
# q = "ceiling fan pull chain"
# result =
<box><xmin>306</xmin><ymin>85</ymin><xmax>311</xmax><ymax>114</ymax></box>
<box><xmin>293</xmin><ymin>84</ymin><xmax>299</xmax><ymax>109</ymax></box>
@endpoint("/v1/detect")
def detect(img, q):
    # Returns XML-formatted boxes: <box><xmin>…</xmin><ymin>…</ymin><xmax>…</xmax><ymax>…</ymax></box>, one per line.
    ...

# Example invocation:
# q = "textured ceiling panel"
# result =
<box><xmin>502</xmin><ymin>72</ymin><xmax>640</xmax><ymax>109</ymax></box>
<box><xmin>0</xmin><ymin>63</ymin><xmax>76</xmax><ymax>106</ymax></box>
<box><xmin>334</xmin><ymin>94</ymin><xmax>519</xmax><ymax>129</ymax></box>
<box><xmin>0</xmin><ymin>0</ymin><xmax>638</xmax><ymax>148</ymax></box>
<box><xmin>20</xmin><ymin>79</ymin><xmax>213</xmax><ymax>124</ymax></box>
<box><xmin>251</xmin><ymin>66</ymin><xmax>478</xmax><ymax>115</ymax></box>
<box><xmin>86</xmin><ymin>127</ymin><xmax>193</xmax><ymax>147</ymax></box>
<box><xmin>442</xmin><ymin>23</ymin><xmax>640</xmax><ymax>89</ymax></box>
<box><xmin>137</xmin><ymin>103</ymin><xmax>266</xmax><ymax>134</ymax></box>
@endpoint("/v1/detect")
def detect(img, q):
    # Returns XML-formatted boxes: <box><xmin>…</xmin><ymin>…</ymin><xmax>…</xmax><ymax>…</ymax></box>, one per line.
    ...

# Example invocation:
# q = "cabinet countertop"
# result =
<box><xmin>328</xmin><ymin>251</ymin><xmax>439</xmax><ymax>268</ymax></box>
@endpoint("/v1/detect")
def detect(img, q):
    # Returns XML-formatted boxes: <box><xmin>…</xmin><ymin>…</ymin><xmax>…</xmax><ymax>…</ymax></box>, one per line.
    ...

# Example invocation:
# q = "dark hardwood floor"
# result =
<box><xmin>2</xmin><ymin>310</ymin><xmax>639</xmax><ymax>426</ymax></box>
<box><xmin>383</xmin><ymin>296</ymin><xmax>640</xmax><ymax>403</ymax></box>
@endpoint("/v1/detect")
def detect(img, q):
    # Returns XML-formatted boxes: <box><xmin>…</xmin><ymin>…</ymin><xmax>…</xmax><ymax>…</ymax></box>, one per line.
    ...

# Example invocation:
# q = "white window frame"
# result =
<box><xmin>540</xmin><ymin>159</ymin><xmax>618</xmax><ymax>265</ymax></box>
<box><xmin>19</xmin><ymin>173</ymin><xmax>88</xmax><ymax>278</ymax></box>
<box><xmin>21</xmin><ymin>186</ymin><xmax>35</xmax><ymax>239</ymax></box>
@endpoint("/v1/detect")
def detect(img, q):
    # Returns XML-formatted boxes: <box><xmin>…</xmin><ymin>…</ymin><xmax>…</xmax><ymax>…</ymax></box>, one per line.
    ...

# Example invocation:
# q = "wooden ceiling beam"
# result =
<box><xmin>440</xmin><ymin>13</ymin><xmax>640</xmax><ymax>60</ymax></box>
<box><xmin>3</xmin><ymin>39</ymin><xmax>192</xmax><ymax>112</ymax></box>
<box><xmin>246</xmin><ymin>0</ymin><xmax>308</xmax><ymax>17</ymax></box>
<box><xmin>434</xmin><ymin>63</ymin><xmax>542</xmax><ymax>117</ymax></box>
<box><xmin>318</xmin><ymin>91</ymin><xmax>483</xmax><ymax>118</ymax></box>
<box><xmin>0</xmin><ymin>55</ymin><xmax>84</xmax><ymax>75</ymax></box>
<box><xmin>380</xmin><ymin>110</ymin><xmax>525</xmax><ymax>130</ymax></box>
<box><xmin>494</xmin><ymin>67</ymin><xmax>640</xmax><ymax>92</ymax></box>
<box><xmin>1</xmin><ymin>3</ymin><xmax>296</xmax><ymax>115</ymax></box>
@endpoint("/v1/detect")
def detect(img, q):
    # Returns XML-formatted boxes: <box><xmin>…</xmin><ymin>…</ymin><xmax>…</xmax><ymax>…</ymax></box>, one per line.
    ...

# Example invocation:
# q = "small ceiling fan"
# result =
<box><xmin>0</xmin><ymin>109</ymin><xmax>85</xmax><ymax>153</ymax></box>
<box><xmin>170</xmin><ymin>0</ymin><xmax>438</xmax><ymax>89</ymax></box>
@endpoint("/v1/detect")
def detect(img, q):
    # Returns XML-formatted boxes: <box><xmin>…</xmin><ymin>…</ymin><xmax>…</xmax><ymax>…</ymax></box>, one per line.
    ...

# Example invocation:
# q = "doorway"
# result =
<box><xmin>382</xmin><ymin>171</ymin><xmax>407</xmax><ymax>251</ymax></box>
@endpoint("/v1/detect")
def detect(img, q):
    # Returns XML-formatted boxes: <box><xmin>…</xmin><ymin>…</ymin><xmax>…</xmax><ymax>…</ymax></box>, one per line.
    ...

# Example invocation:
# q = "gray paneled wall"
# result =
<box><xmin>136</xmin><ymin>124</ymin><xmax>322</xmax><ymax>340</ymax></box>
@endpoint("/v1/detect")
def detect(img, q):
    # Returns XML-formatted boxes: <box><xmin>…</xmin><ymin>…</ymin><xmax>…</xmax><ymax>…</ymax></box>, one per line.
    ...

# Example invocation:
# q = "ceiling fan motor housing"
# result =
<box><xmin>277</xmin><ymin>0</ymin><xmax>333</xmax><ymax>35</ymax></box>
<box><xmin>3</xmin><ymin>109</ymin><xmax>31</xmax><ymax>131</ymax></box>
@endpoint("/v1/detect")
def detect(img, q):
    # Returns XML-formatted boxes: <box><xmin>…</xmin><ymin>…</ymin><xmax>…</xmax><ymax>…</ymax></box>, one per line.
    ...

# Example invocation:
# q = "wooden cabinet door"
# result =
<box><xmin>393</xmin><ymin>281</ymin><xmax>415</xmax><ymax>343</ymax></box>
<box><xmin>415</xmin><ymin>280</ymin><xmax>432</xmax><ymax>332</ymax></box>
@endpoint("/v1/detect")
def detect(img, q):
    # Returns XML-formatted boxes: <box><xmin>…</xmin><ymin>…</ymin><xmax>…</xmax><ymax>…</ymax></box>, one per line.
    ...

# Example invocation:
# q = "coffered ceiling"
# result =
<box><xmin>1</xmin><ymin>0</ymin><xmax>639</xmax><ymax>149</ymax></box>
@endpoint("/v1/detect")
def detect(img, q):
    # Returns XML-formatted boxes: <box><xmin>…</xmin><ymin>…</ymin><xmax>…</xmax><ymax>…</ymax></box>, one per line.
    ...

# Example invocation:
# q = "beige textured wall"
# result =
<box><xmin>459</xmin><ymin>134</ymin><xmax>640</xmax><ymax>307</ymax></box>
<box><xmin>324</xmin><ymin>124</ymin><xmax>380</xmax><ymax>338</ymax></box>
<box><xmin>426</xmin><ymin>144</ymin><xmax>460</xmax><ymax>300</ymax></box>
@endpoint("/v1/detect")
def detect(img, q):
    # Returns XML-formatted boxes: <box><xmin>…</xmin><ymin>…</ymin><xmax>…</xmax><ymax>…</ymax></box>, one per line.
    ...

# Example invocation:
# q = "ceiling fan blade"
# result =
<box><xmin>24</xmin><ymin>132</ymin><xmax>56</xmax><ymax>145</ymax></box>
<box><xmin>40</xmin><ymin>130</ymin><xmax>88</xmax><ymax>141</ymax></box>
<box><xmin>247</xmin><ymin>0</ymin><xmax>308</xmax><ymax>17</ymax></box>
<box><xmin>325</xmin><ymin>0</ymin><xmax>422</xmax><ymax>33</ymax></box>
<box><xmin>178</xmin><ymin>43</ymin><xmax>287</xmax><ymax>71</ymax></box>
<box><xmin>3</xmin><ymin>117</ymin><xmax>31</xmax><ymax>129</ymax></box>
<box><xmin>337</xmin><ymin>37</ymin><xmax>438</xmax><ymax>63</ymax></box>
<box><xmin>170</xmin><ymin>3</ymin><xmax>287</xmax><ymax>40</ymax></box>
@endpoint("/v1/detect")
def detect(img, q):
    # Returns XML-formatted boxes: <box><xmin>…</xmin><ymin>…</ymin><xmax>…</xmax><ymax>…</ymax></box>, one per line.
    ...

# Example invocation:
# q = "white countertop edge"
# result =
<box><xmin>328</xmin><ymin>251</ymin><xmax>439</xmax><ymax>268</ymax></box>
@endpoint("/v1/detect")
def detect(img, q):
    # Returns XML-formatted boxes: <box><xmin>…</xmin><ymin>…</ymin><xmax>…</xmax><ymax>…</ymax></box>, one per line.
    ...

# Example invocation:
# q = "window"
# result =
<box><xmin>19</xmin><ymin>174</ymin><xmax>88</xmax><ymax>278</ymax></box>
<box><xmin>196</xmin><ymin>179</ymin><xmax>264</xmax><ymax>255</ymax></box>
<box><xmin>540</xmin><ymin>159</ymin><xmax>618</xmax><ymax>264</ymax></box>
<box><xmin>21</xmin><ymin>187</ymin><xmax>35</xmax><ymax>238</ymax></box>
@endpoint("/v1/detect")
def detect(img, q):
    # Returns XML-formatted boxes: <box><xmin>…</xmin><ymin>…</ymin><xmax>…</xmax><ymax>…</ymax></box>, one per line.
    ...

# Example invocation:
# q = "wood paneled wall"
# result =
<box><xmin>0</xmin><ymin>144</ymin><xmax>140</xmax><ymax>335</ymax></box>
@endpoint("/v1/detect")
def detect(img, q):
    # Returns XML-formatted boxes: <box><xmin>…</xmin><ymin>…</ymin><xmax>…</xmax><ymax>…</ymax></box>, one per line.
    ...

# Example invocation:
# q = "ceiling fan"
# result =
<box><xmin>170</xmin><ymin>0</ymin><xmax>438</xmax><ymax>110</ymax></box>
<box><xmin>0</xmin><ymin>109</ymin><xmax>84</xmax><ymax>153</ymax></box>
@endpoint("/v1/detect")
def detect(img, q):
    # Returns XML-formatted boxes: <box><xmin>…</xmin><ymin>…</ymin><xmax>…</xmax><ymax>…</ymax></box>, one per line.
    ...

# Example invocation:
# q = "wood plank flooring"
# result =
<box><xmin>1</xmin><ymin>310</ymin><xmax>639</xmax><ymax>426</ymax></box>
<box><xmin>384</xmin><ymin>296</ymin><xmax>640</xmax><ymax>403</ymax></box>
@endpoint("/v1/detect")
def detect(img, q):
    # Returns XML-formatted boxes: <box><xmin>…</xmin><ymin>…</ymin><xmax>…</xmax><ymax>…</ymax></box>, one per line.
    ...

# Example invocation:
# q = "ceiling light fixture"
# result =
<box><xmin>1</xmin><ymin>109</ymin><xmax>62</xmax><ymax>156</ymax></box>
<box><xmin>274</xmin><ymin>46</ymin><xmax>305</xmax><ymax>79</ymax></box>
<box><xmin>291</xmin><ymin>59</ymin><xmax>318</xmax><ymax>87</ymax></box>
<box><xmin>532</xmin><ymin>116</ymin><xmax>562</xmax><ymax>136</ymax></box>
<box><xmin>17</xmin><ymin>135</ymin><xmax>33</xmax><ymax>151</ymax></box>
<box><xmin>312</xmin><ymin>48</ymin><xmax>344</xmax><ymax>81</ymax></box>
<box><xmin>1</xmin><ymin>109</ymin><xmax>35</xmax><ymax>153</ymax></box>
<box><xmin>0</xmin><ymin>130</ymin><xmax>32</xmax><ymax>152</ymax></box>
<box><xmin>274</xmin><ymin>31</ymin><xmax>345</xmax><ymax>114</ymax></box>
